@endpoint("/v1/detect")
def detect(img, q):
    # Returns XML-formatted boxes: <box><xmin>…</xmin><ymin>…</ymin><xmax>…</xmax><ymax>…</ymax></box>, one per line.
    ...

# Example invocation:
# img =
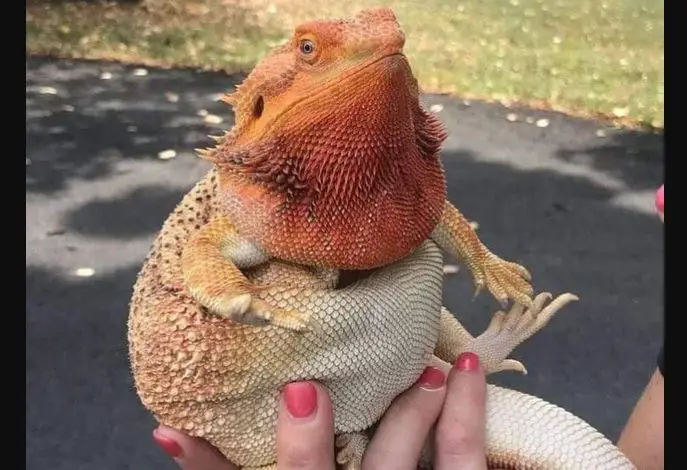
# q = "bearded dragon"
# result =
<box><xmin>128</xmin><ymin>8</ymin><xmax>635</xmax><ymax>469</ymax></box>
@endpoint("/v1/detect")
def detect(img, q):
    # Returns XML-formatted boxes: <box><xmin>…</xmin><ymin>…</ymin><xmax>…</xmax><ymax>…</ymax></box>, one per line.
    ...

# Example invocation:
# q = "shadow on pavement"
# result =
<box><xmin>26</xmin><ymin>56</ymin><xmax>241</xmax><ymax>195</ymax></box>
<box><xmin>64</xmin><ymin>185</ymin><xmax>190</xmax><ymax>238</ymax></box>
<box><xmin>26</xmin><ymin>265</ymin><xmax>168</xmax><ymax>470</ymax></box>
<box><xmin>555</xmin><ymin>130</ymin><xmax>664</xmax><ymax>192</ymax></box>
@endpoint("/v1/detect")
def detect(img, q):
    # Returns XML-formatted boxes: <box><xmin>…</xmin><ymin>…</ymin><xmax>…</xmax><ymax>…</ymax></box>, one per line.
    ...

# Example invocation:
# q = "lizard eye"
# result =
<box><xmin>299</xmin><ymin>39</ymin><xmax>316</xmax><ymax>56</ymax></box>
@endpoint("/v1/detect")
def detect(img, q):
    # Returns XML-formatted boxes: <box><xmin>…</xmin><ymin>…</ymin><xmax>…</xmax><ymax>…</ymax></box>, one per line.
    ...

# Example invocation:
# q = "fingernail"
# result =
<box><xmin>417</xmin><ymin>366</ymin><xmax>446</xmax><ymax>390</ymax></box>
<box><xmin>655</xmin><ymin>184</ymin><xmax>664</xmax><ymax>214</ymax></box>
<box><xmin>283</xmin><ymin>382</ymin><xmax>318</xmax><ymax>418</ymax></box>
<box><xmin>153</xmin><ymin>428</ymin><xmax>183</xmax><ymax>458</ymax></box>
<box><xmin>455</xmin><ymin>352</ymin><xmax>480</xmax><ymax>372</ymax></box>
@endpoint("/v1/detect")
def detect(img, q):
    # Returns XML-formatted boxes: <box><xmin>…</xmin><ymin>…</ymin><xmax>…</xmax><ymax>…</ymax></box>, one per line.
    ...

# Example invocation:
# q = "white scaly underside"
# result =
<box><xmin>220</xmin><ymin>240</ymin><xmax>446</xmax><ymax>466</ymax></box>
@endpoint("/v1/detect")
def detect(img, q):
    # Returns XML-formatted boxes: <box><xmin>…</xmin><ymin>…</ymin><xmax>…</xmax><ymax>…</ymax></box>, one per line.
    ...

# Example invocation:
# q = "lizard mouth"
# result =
<box><xmin>261</xmin><ymin>52</ymin><xmax>411</xmax><ymax>134</ymax></box>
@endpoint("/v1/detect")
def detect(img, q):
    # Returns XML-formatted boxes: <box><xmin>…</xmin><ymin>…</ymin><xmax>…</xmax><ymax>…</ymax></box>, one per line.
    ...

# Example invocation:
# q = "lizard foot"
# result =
<box><xmin>212</xmin><ymin>293</ymin><xmax>310</xmax><ymax>331</ymax></box>
<box><xmin>464</xmin><ymin>292</ymin><xmax>578</xmax><ymax>374</ymax></box>
<box><xmin>335</xmin><ymin>432</ymin><xmax>369</xmax><ymax>470</ymax></box>
<box><xmin>472</xmin><ymin>251</ymin><xmax>534</xmax><ymax>309</ymax></box>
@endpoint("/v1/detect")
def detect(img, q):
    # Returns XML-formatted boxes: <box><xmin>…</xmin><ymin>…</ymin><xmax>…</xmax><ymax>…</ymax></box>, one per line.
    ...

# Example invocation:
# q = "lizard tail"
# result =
<box><xmin>483</xmin><ymin>385</ymin><xmax>635</xmax><ymax>469</ymax></box>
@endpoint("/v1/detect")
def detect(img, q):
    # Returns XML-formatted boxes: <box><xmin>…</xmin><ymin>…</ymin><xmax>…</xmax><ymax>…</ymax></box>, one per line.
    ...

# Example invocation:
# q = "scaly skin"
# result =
<box><xmin>128</xmin><ymin>170</ymin><xmax>635</xmax><ymax>469</ymax></box>
<box><xmin>129</xmin><ymin>8</ymin><xmax>635</xmax><ymax>469</ymax></box>
<box><xmin>186</xmin><ymin>7</ymin><xmax>533</xmax><ymax>328</ymax></box>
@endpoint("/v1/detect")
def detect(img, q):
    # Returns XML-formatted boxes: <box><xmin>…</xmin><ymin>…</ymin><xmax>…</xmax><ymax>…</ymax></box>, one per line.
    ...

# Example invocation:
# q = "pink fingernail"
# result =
<box><xmin>283</xmin><ymin>382</ymin><xmax>318</xmax><ymax>418</ymax></box>
<box><xmin>417</xmin><ymin>366</ymin><xmax>446</xmax><ymax>390</ymax></box>
<box><xmin>455</xmin><ymin>352</ymin><xmax>480</xmax><ymax>372</ymax></box>
<box><xmin>655</xmin><ymin>184</ymin><xmax>664</xmax><ymax>214</ymax></box>
<box><xmin>153</xmin><ymin>428</ymin><xmax>183</xmax><ymax>458</ymax></box>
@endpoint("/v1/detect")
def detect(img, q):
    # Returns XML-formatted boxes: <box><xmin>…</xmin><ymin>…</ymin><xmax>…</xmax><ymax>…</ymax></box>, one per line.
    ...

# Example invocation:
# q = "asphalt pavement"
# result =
<box><xmin>26</xmin><ymin>56</ymin><xmax>664</xmax><ymax>470</ymax></box>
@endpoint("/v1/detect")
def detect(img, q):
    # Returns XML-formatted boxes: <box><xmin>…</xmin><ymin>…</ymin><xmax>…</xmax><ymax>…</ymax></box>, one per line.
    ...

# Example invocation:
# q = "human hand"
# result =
<box><xmin>153</xmin><ymin>352</ymin><xmax>489</xmax><ymax>470</ymax></box>
<box><xmin>152</xmin><ymin>381</ymin><xmax>337</xmax><ymax>470</ymax></box>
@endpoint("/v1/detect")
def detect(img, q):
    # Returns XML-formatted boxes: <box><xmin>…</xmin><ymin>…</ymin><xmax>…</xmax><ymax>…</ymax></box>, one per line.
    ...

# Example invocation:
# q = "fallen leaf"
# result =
<box><xmin>612</xmin><ymin>107</ymin><xmax>630</xmax><ymax>118</ymax></box>
<box><xmin>430</xmin><ymin>104</ymin><xmax>444</xmax><ymax>113</ymax></box>
<box><xmin>158</xmin><ymin>149</ymin><xmax>177</xmax><ymax>160</ymax></box>
<box><xmin>204</xmin><ymin>114</ymin><xmax>223</xmax><ymax>124</ymax></box>
<box><xmin>74</xmin><ymin>267</ymin><xmax>95</xmax><ymax>277</ymax></box>
<box><xmin>37</xmin><ymin>86</ymin><xmax>58</xmax><ymax>95</ymax></box>
<box><xmin>443</xmin><ymin>265</ymin><xmax>460</xmax><ymax>274</ymax></box>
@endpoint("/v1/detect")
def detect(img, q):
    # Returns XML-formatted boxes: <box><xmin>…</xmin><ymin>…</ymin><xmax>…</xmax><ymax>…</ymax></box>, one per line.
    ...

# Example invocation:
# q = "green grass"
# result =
<box><xmin>26</xmin><ymin>0</ymin><xmax>663</xmax><ymax>128</ymax></box>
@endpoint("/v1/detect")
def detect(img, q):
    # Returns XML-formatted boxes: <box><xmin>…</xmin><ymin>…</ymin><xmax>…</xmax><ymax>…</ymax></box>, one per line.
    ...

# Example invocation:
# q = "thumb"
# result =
<box><xmin>153</xmin><ymin>425</ymin><xmax>239</xmax><ymax>470</ymax></box>
<box><xmin>276</xmin><ymin>381</ymin><xmax>337</xmax><ymax>470</ymax></box>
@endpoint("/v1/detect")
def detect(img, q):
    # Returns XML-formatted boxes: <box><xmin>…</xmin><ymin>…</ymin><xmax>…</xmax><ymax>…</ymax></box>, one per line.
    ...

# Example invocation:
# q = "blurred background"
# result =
<box><xmin>26</xmin><ymin>1</ymin><xmax>663</xmax><ymax>469</ymax></box>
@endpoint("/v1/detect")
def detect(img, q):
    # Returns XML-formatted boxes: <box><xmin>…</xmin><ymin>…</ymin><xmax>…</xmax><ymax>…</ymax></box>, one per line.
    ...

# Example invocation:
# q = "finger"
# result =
<box><xmin>153</xmin><ymin>425</ymin><xmax>239</xmax><ymax>470</ymax></box>
<box><xmin>363</xmin><ymin>366</ymin><xmax>448</xmax><ymax>470</ymax></box>
<box><xmin>276</xmin><ymin>381</ymin><xmax>336</xmax><ymax>470</ymax></box>
<box><xmin>435</xmin><ymin>352</ymin><xmax>488</xmax><ymax>470</ymax></box>
<box><xmin>655</xmin><ymin>184</ymin><xmax>664</xmax><ymax>220</ymax></box>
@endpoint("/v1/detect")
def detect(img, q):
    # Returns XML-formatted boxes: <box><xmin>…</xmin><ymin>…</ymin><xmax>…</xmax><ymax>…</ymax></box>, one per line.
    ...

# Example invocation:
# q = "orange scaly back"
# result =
<box><xmin>200</xmin><ymin>8</ymin><xmax>448</xmax><ymax>270</ymax></box>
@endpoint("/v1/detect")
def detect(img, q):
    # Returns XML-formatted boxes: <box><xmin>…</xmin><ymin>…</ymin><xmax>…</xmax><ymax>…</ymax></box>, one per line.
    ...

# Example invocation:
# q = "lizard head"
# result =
<box><xmin>219</xmin><ymin>7</ymin><xmax>414</xmax><ymax>141</ymax></box>
<box><xmin>204</xmin><ymin>8</ymin><xmax>448</xmax><ymax>269</ymax></box>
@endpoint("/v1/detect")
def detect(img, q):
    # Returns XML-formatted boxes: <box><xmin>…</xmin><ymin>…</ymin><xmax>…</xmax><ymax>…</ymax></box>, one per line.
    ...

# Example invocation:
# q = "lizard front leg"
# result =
<box><xmin>431</xmin><ymin>200</ymin><xmax>534</xmax><ymax>307</ymax></box>
<box><xmin>181</xmin><ymin>215</ymin><xmax>310</xmax><ymax>331</ymax></box>
<box><xmin>434</xmin><ymin>292</ymin><xmax>578</xmax><ymax>374</ymax></box>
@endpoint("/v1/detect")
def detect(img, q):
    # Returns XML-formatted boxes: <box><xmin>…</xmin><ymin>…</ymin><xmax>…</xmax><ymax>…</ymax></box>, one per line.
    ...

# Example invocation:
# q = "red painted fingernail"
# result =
<box><xmin>417</xmin><ymin>366</ymin><xmax>446</xmax><ymax>390</ymax></box>
<box><xmin>153</xmin><ymin>429</ymin><xmax>183</xmax><ymax>458</ymax></box>
<box><xmin>655</xmin><ymin>184</ymin><xmax>664</xmax><ymax>214</ymax></box>
<box><xmin>284</xmin><ymin>382</ymin><xmax>318</xmax><ymax>418</ymax></box>
<box><xmin>455</xmin><ymin>352</ymin><xmax>480</xmax><ymax>371</ymax></box>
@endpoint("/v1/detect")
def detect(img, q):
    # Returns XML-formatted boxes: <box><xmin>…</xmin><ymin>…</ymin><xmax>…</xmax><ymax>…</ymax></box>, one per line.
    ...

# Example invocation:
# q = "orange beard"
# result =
<box><xmin>213</xmin><ymin>55</ymin><xmax>447</xmax><ymax>269</ymax></box>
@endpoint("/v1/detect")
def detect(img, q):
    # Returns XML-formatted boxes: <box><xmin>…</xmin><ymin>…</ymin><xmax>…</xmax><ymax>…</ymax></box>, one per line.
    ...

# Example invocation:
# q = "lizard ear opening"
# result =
<box><xmin>253</xmin><ymin>96</ymin><xmax>264</xmax><ymax>119</ymax></box>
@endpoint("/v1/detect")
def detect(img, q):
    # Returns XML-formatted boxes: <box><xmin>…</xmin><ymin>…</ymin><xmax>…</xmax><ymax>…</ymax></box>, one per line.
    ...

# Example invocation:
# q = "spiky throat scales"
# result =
<box><xmin>209</xmin><ymin>54</ymin><xmax>447</xmax><ymax>270</ymax></box>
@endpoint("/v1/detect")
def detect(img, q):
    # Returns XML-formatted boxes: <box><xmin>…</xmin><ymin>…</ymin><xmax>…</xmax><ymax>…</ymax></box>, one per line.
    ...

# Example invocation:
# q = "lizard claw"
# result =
<box><xmin>472</xmin><ymin>251</ymin><xmax>534</xmax><ymax>308</ymax></box>
<box><xmin>462</xmin><ymin>292</ymin><xmax>578</xmax><ymax>375</ymax></box>
<box><xmin>213</xmin><ymin>293</ymin><xmax>310</xmax><ymax>331</ymax></box>
<box><xmin>492</xmin><ymin>358</ymin><xmax>528</xmax><ymax>375</ymax></box>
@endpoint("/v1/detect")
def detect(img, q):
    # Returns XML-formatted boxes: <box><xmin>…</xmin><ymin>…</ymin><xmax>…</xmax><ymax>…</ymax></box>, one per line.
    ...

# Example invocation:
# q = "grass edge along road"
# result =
<box><xmin>26</xmin><ymin>0</ymin><xmax>664</xmax><ymax>130</ymax></box>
